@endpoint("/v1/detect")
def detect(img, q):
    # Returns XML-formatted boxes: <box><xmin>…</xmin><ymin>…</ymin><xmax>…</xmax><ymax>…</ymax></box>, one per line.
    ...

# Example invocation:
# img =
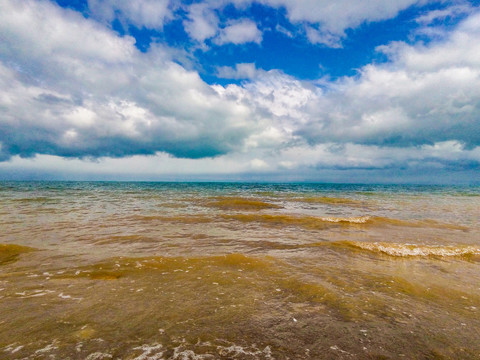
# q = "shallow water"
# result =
<box><xmin>0</xmin><ymin>182</ymin><xmax>479</xmax><ymax>359</ymax></box>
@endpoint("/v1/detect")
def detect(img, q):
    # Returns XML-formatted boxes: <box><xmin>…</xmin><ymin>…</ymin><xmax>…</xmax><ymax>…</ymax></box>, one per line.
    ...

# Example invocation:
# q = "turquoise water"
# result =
<box><xmin>0</xmin><ymin>182</ymin><xmax>479</xmax><ymax>359</ymax></box>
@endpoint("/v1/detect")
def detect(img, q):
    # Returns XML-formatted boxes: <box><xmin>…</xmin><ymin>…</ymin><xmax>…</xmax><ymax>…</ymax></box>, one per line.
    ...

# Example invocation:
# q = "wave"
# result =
<box><xmin>53</xmin><ymin>253</ymin><xmax>276</xmax><ymax>281</ymax></box>
<box><xmin>336</xmin><ymin>241</ymin><xmax>480</xmax><ymax>258</ymax></box>
<box><xmin>292</xmin><ymin>196</ymin><xmax>365</xmax><ymax>206</ymax></box>
<box><xmin>130</xmin><ymin>215</ymin><xmax>214</xmax><ymax>224</ymax></box>
<box><xmin>11</xmin><ymin>197</ymin><xmax>53</xmax><ymax>203</ymax></box>
<box><xmin>223</xmin><ymin>213</ymin><xmax>470</xmax><ymax>231</ymax></box>
<box><xmin>223</xmin><ymin>214</ymin><xmax>331</xmax><ymax>229</ymax></box>
<box><xmin>206</xmin><ymin>196</ymin><xmax>281</xmax><ymax>211</ymax></box>
<box><xmin>0</xmin><ymin>244</ymin><xmax>36</xmax><ymax>265</ymax></box>
<box><xmin>369</xmin><ymin>217</ymin><xmax>469</xmax><ymax>230</ymax></box>
<box><xmin>320</xmin><ymin>216</ymin><xmax>371</xmax><ymax>224</ymax></box>
<box><xmin>223</xmin><ymin>214</ymin><xmax>381</xmax><ymax>229</ymax></box>
<box><xmin>93</xmin><ymin>234</ymin><xmax>158</xmax><ymax>245</ymax></box>
<box><xmin>127</xmin><ymin>212</ymin><xmax>468</xmax><ymax>232</ymax></box>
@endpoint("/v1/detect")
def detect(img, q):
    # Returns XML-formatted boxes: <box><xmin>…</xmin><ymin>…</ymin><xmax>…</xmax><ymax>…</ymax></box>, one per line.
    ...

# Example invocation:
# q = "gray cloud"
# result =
<box><xmin>0</xmin><ymin>0</ymin><xmax>257</xmax><ymax>161</ymax></box>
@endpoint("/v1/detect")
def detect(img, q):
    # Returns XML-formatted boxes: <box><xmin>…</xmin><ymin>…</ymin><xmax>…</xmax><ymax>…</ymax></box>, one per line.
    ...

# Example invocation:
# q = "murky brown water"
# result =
<box><xmin>0</xmin><ymin>182</ymin><xmax>479</xmax><ymax>359</ymax></box>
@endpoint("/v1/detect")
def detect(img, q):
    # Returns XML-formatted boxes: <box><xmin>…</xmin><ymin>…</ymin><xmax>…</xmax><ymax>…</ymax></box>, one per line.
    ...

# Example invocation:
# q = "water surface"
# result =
<box><xmin>1</xmin><ymin>182</ymin><xmax>479</xmax><ymax>359</ymax></box>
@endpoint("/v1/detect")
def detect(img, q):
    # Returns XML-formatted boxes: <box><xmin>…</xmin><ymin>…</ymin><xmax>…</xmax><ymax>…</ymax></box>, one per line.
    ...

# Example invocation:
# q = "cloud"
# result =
<box><xmin>415</xmin><ymin>3</ymin><xmax>473</xmax><ymax>25</ymax></box>
<box><xmin>183</xmin><ymin>2</ymin><xmax>219</xmax><ymax>42</ymax></box>
<box><xmin>257</xmin><ymin>0</ymin><xmax>440</xmax><ymax>46</ymax></box>
<box><xmin>1</xmin><ymin>0</ymin><xmax>480</xmax><ymax>181</ymax></box>
<box><xmin>263</xmin><ymin>0</ymin><xmax>431</xmax><ymax>30</ymax></box>
<box><xmin>83</xmin><ymin>0</ymin><xmax>448</xmax><ymax>49</ymax></box>
<box><xmin>87</xmin><ymin>0</ymin><xmax>172</xmax><ymax>29</ymax></box>
<box><xmin>276</xmin><ymin>141</ymin><xmax>480</xmax><ymax>171</ymax></box>
<box><xmin>207</xmin><ymin>10</ymin><xmax>480</xmax><ymax>174</ymax></box>
<box><xmin>182</xmin><ymin>4</ymin><xmax>264</xmax><ymax>46</ymax></box>
<box><xmin>0</xmin><ymin>0</ymin><xmax>257</xmax><ymax>161</ymax></box>
<box><xmin>106</xmin><ymin>0</ymin><xmax>443</xmax><ymax>48</ymax></box>
<box><xmin>180</xmin><ymin>1</ymin><xmax>443</xmax><ymax>47</ymax></box>
<box><xmin>305</xmin><ymin>26</ymin><xmax>344</xmax><ymax>48</ymax></box>
<box><xmin>2</xmin><ymin>140</ymin><xmax>478</xmax><ymax>182</ymax></box>
<box><xmin>225</xmin><ymin>10</ymin><xmax>480</xmax><ymax>151</ymax></box>
<box><xmin>214</xmin><ymin>19</ymin><xmax>263</xmax><ymax>45</ymax></box>
<box><xmin>183</xmin><ymin>4</ymin><xmax>263</xmax><ymax>46</ymax></box>
<box><xmin>216</xmin><ymin>63</ymin><xmax>258</xmax><ymax>79</ymax></box>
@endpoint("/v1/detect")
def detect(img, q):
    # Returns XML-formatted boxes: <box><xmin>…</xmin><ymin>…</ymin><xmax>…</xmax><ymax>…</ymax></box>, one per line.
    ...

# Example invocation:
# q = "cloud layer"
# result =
<box><xmin>0</xmin><ymin>0</ymin><xmax>257</xmax><ymax>161</ymax></box>
<box><xmin>0</xmin><ymin>0</ymin><xmax>479</xmax><ymax>180</ymax></box>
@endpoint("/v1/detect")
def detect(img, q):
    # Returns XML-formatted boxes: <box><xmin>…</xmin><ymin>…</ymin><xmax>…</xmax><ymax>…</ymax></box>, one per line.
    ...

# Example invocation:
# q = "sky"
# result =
<box><xmin>0</xmin><ymin>0</ymin><xmax>479</xmax><ymax>183</ymax></box>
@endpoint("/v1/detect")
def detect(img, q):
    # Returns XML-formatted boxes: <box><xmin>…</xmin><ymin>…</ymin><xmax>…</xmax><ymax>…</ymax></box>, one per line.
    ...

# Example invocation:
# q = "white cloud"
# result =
<box><xmin>87</xmin><ymin>0</ymin><xmax>171</xmax><ymax>29</ymax></box>
<box><xmin>262</xmin><ymin>0</ymin><xmax>432</xmax><ymax>32</ymax></box>
<box><xmin>0</xmin><ymin>0</ymin><xmax>135</xmax><ymax>66</ymax></box>
<box><xmin>305</xmin><ymin>26</ymin><xmax>344</xmax><ymax>48</ymax></box>
<box><xmin>415</xmin><ymin>4</ymin><xmax>473</xmax><ymax>25</ymax></box>
<box><xmin>181</xmin><ymin>4</ymin><xmax>263</xmax><ymax>46</ymax></box>
<box><xmin>183</xmin><ymin>3</ymin><xmax>219</xmax><ymax>42</ymax></box>
<box><xmin>257</xmin><ymin>0</ymin><xmax>439</xmax><ymax>46</ymax></box>
<box><xmin>176</xmin><ymin>0</ymin><xmax>440</xmax><ymax>47</ymax></box>
<box><xmin>275</xmin><ymin>11</ymin><xmax>480</xmax><ymax>149</ymax></box>
<box><xmin>216</xmin><ymin>63</ymin><xmax>258</xmax><ymax>79</ymax></box>
<box><xmin>0</xmin><ymin>0</ymin><xmax>257</xmax><ymax>160</ymax></box>
<box><xmin>179</xmin><ymin>0</ymin><xmax>442</xmax><ymax>47</ymax></box>
<box><xmin>209</xmin><ymin>9</ymin><xmax>480</xmax><ymax>168</ymax></box>
<box><xmin>215</xmin><ymin>19</ymin><xmax>263</xmax><ymax>45</ymax></box>
<box><xmin>275</xmin><ymin>24</ymin><xmax>294</xmax><ymax>38</ymax></box>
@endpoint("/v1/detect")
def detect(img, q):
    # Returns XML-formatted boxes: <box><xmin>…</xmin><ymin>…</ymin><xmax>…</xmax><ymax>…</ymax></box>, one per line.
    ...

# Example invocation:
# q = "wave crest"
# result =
<box><xmin>339</xmin><ymin>241</ymin><xmax>480</xmax><ymax>257</ymax></box>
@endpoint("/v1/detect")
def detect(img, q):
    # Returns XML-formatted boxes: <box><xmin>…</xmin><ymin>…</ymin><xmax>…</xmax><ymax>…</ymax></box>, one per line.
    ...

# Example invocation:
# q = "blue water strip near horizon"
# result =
<box><xmin>1</xmin><ymin>180</ymin><xmax>479</xmax><ymax>194</ymax></box>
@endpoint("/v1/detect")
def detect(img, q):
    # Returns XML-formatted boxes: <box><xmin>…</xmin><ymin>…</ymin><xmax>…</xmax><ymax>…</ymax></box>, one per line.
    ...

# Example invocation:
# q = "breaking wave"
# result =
<box><xmin>337</xmin><ymin>241</ymin><xmax>480</xmax><ymax>258</ymax></box>
<box><xmin>223</xmin><ymin>213</ymin><xmax>468</xmax><ymax>231</ymax></box>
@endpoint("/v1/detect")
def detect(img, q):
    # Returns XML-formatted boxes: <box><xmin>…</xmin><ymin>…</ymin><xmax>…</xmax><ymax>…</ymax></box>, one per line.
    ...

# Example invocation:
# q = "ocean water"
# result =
<box><xmin>0</xmin><ymin>181</ymin><xmax>479</xmax><ymax>359</ymax></box>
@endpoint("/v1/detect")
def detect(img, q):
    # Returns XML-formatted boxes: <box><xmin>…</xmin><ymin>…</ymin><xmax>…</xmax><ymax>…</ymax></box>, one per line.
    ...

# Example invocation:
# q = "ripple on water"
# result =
<box><xmin>0</xmin><ymin>244</ymin><xmax>36</xmax><ymax>265</ymax></box>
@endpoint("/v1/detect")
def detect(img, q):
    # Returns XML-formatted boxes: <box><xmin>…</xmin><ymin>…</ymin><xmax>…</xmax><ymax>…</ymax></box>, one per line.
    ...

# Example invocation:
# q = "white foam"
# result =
<box><xmin>349</xmin><ymin>242</ymin><xmax>480</xmax><ymax>257</ymax></box>
<box><xmin>172</xmin><ymin>348</ymin><xmax>214</xmax><ymax>359</ymax></box>
<box><xmin>217</xmin><ymin>344</ymin><xmax>273</xmax><ymax>359</ymax></box>
<box><xmin>34</xmin><ymin>341</ymin><xmax>58</xmax><ymax>354</ymax></box>
<box><xmin>85</xmin><ymin>352</ymin><xmax>113</xmax><ymax>360</ymax></box>
<box><xmin>321</xmin><ymin>216</ymin><xmax>371</xmax><ymax>224</ymax></box>
<box><xmin>131</xmin><ymin>343</ymin><xmax>165</xmax><ymax>360</ymax></box>
<box><xmin>11</xmin><ymin>345</ymin><xmax>23</xmax><ymax>354</ymax></box>
<box><xmin>3</xmin><ymin>343</ymin><xmax>24</xmax><ymax>354</ymax></box>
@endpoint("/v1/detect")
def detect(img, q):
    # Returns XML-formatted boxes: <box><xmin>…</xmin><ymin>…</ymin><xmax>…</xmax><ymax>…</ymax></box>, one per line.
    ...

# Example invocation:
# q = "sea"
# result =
<box><xmin>0</xmin><ymin>181</ymin><xmax>479</xmax><ymax>359</ymax></box>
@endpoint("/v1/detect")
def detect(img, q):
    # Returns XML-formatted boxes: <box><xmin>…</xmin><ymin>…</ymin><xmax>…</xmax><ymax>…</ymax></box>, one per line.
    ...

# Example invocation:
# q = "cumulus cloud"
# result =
<box><xmin>207</xmin><ymin>9</ymin><xmax>480</xmax><ymax>174</ymax></box>
<box><xmin>83</xmin><ymin>0</ymin><xmax>450</xmax><ymax>48</ymax></box>
<box><xmin>178</xmin><ymin>0</ymin><xmax>442</xmax><ymax>47</ymax></box>
<box><xmin>215</xmin><ymin>9</ymin><xmax>480</xmax><ymax>152</ymax></box>
<box><xmin>87</xmin><ymin>0</ymin><xmax>172</xmax><ymax>29</ymax></box>
<box><xmin>258</xmin><ymin>0</ymin><xmax>439</xmax><ymax>46</ymax></box>
<box><xmin>214</xmin><ymin>19</ymin><xmax>263</xmax><ymax>45</ymax></box>
<box><xmin>0</xmin><ymin>0</ymin><xmax>257</xmax><ymax>161</ymax></box>
<box><xmin>183</xmin><ymin>4</ymin><xmax>263</xmax><ymax>46</ymax></box>
<box><xmin>183</xmin><ymin>2</ymin><xmax>219</xmax><ymax>42</ymax></box>
<box><xmin>298</xmin><ymin>11</ymin><xmax>480</xmax><ymax>148</ymax></box>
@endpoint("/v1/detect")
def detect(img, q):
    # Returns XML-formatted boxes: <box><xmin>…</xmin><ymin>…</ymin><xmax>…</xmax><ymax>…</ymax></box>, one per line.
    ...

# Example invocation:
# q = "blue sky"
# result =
<box><xmin>0</xmin><ymin>0</ymin><xmax>479</xmax><ymax>183</ymax></box>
